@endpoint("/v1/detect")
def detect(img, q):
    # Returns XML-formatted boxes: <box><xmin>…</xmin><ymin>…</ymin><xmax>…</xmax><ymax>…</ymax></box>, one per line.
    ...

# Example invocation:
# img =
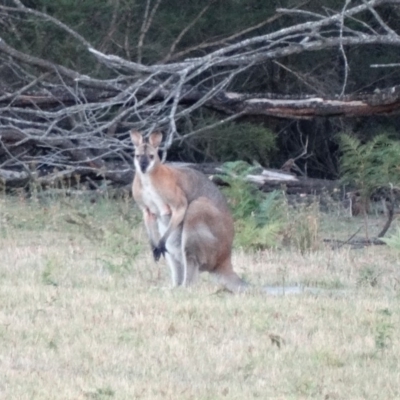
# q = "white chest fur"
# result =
<box><xmin>140</xmin><ymin>174</ymin><xmax>171</xmax><ymax>217</ymax></box>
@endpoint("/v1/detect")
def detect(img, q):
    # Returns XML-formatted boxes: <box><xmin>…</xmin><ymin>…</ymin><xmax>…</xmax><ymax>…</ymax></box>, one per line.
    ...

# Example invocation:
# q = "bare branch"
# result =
<box><xmin>163</xmin><ymin>1</ymin><xmax>215</xmax><ymax>63</ymax></box>
<box><xmin>137</xmin><ymin>0</ymin><xmax>163</xmax><ymax>63</ymax></box>
<box><xmin>166</xmin><ymin>1</ymin><xmax>310</xmax><ymax>62</ymax></box>
<box><xmin>362</xmin><ymin>0</ymin><xmax>400</xmax><ymax>37</ymax></box>
<box><xmin>339</xmin><ymin>0</ymin><xmax>351</xmax><ymax>97</ymax></box>
<box><xmin>371</xmin><ymin>63</ymin><xmax>400</xmax><ymax>67</ymax></box>
<box><xmin>0</xmin><ymin>0</ymin><xmax>399</xmax><ymax>189</ymax></box>
<box><xmin>1</xmin><ymin>3</ymin><xmax>92</xmax><ymax>48</ymax></box>
<box><xmin>98</xmin><ymin>0</ymin><xmax>121</xmax><ymax>53</ymax></box>
<box><xmin>272</xmin><ymin>61</ymin><xmax>324</xmax><ymax>95</ymax></box>
<box><xmin>195</xmin><ymin>0</ymin><xmax>398</xmax><ymax>64</ymax></box>
<box><xmin>137</xmin><ymin>0</ymin><xmax>152</xmax><ymax>64</ymax></box>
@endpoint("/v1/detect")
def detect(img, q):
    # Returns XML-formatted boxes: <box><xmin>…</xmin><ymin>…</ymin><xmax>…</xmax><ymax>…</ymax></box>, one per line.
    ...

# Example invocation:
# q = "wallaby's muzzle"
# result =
<box><xmin>139</xmin><ymin>156</ymin><xmax>150</xmax><ymax>173</ymax></box>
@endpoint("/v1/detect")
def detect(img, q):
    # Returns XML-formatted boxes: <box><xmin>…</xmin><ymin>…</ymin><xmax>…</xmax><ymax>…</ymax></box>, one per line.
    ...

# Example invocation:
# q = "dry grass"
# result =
<box><xmin>1</xmin><ymin>194</ymin><xmax>400</xmax><ymax>399</ymax></box>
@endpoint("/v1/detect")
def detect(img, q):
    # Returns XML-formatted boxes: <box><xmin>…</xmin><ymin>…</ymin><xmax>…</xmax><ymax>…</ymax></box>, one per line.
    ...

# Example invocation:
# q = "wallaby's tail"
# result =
<box><xmin>215</xmin><ymin>271</ymin><xmax>249</xmax><ymax>293</ymax></box>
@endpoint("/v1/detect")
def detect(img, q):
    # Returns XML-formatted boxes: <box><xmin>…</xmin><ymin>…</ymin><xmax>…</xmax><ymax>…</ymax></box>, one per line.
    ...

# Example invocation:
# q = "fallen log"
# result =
<box><xmin>0</xmin><ymin>160</ymin><xmax>340</xmax><ymax>197</ymax></box>
<box><xmin>0</xmin><ymin>168</ymin><xmax>30</xmax><ymax>188</ymax></box>
<box><xmin>174</xmin><ymin>162</ymin><xmax>341</xmax><ymax>196</ymax></box>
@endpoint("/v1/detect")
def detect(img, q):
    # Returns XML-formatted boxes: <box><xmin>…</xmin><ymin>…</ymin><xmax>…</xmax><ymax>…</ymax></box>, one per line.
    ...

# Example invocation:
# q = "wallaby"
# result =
<box><xmin>131</xmin><ymin>130</ymin><xmax>248</xmax><ymax>292</ymax></box>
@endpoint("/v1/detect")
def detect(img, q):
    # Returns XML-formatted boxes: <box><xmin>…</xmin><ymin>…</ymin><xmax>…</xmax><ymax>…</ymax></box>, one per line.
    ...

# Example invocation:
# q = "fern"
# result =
<box><xmin>235</xmin><ymin>218</ymin><xmax>282</xmax><ymax>250</ymax></box>
<box><xmin>340</xmin><ymin>133</ymin><xmax>400</xmax><ymax>238</ymax></box>
<box><xmin>219</xmin><ymin>161</ymin><xmax>263</xmax><ymax>220</ymax></box>
<box><xmin>255</xmin><ymin>190</ymin><xmax>283</xmax><ymax>227</ymax></box>
<box><xmin>340</xmin><ymin>134</ymin><xmax>400</xmax><ymax>197</ymax></box>
<box><xmin>219</xmin><ymin>162</ymin><xmax>285</xmax><ymax>250</ymax></box>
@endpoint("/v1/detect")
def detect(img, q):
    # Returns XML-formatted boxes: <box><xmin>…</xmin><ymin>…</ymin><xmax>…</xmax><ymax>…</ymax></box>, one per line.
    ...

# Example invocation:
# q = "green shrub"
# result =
<box><xmin>339</xmin><ymin>133</ymin><xmax>400</xmax><ymax>238</ymax></box>
<box><xmin>340</xmin><ymin>133</ymin><xmax>400</xmax><ymax>208</ymax></box>
<box><xmin>219</xmin><ymin>161</ymin><xmax>285</xmax><ymax>251</ymax></box>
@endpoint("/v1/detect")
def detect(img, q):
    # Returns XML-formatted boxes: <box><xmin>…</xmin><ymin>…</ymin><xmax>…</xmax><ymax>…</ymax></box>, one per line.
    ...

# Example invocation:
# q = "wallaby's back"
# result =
<box><xmin>173</xmin><ymin>166</ymin><xmax>231</xmax><ymax>214</ymax></box>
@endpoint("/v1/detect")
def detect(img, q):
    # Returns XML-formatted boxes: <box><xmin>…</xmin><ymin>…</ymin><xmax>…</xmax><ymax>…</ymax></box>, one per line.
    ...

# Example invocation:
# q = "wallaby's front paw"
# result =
<box><xmin>152</xmin><ymin>240</ymin><xmax>167</xmax><ymax>261</ymax></box>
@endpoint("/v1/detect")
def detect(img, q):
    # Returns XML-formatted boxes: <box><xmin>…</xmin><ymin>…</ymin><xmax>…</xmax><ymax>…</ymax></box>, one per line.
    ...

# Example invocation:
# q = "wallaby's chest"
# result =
<box><xmin>134</xmin><ymin>175</ymin><xmax>171</xmax><ymax>217</ymax></box>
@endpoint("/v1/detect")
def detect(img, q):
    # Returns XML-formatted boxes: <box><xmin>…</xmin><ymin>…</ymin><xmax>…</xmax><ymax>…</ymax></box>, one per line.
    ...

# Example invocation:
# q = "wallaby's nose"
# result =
<box><xmin>139</xmin><ymin>157</ymin><xmax>150</xmax><ymax>173</ymax></box>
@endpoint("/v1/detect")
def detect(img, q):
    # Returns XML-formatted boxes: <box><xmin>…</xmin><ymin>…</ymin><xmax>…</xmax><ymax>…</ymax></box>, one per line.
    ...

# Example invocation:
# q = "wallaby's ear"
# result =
<box><xmin>148</xmin><ymin>132</ymin><xmax>163</xmax><ymax>148</ymax></box>
<box><xmin>130</xmin><ymin>130</ymin><xmax>143</xmax><ymax>147</ymax></box>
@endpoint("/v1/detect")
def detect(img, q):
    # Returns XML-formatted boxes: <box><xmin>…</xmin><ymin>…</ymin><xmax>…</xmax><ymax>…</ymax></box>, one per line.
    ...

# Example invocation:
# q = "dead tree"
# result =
<box><xmin>0</xmin><ymin>0</ymin><xmax>400</xmax><ymax>188</ymax></box>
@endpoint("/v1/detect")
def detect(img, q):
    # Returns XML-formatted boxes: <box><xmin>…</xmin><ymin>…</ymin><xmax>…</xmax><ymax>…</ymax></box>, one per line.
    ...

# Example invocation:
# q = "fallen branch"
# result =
<box><xmin>0</xmin><ymin>168</ymin><xmax>30</xmax><ymax>187</ymax></box>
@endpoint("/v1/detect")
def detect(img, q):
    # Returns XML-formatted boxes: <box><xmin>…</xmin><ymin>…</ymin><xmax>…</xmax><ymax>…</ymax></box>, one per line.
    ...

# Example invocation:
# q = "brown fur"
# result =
<box><xmin>131</xmin><ymin>131</ymin><xmax>247</xmax><ymax>292</ymax></box>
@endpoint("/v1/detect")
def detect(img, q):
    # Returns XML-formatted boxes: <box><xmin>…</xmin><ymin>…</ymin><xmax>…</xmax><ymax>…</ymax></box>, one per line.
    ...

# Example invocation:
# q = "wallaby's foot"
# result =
<box><xmin>213</xmin><ymin>272</ymin><xmax>250</xmax><ymax>294</ymax></box>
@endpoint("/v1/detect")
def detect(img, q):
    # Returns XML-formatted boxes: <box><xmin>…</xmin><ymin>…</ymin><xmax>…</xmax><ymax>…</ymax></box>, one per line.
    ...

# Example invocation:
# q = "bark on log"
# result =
<box><xmin>216</xmin><ymin>86</ymin><xmax>400</xmax><ymax>118</ymax></box>
<box><xmin>172</xmin><ymin>162</ymin><xmax>341</xmax><ymax>195</ymax></box>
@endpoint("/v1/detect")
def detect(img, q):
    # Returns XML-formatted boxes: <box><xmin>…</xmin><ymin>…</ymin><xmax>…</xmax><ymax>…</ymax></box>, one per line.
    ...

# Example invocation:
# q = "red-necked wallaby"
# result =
<box><xmin>131</xmin><ymin>131</ymin><xmax>248</xmax><ymax>292</ymax></box>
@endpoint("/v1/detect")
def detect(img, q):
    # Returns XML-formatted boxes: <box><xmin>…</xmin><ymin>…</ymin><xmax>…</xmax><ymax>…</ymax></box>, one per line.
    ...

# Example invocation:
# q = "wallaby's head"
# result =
<box><xmin>131</xmin><ymin>131</ymin><xmax>162</xmax><ymax>174</ymax></box>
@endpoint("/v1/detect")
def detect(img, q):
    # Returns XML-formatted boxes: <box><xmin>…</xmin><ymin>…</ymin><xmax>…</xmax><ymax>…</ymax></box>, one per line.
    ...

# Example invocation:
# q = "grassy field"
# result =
<box><xmin>0</xmin><ymin>193</ymin><xmax>400</xmax><ymax>399</ymax></box>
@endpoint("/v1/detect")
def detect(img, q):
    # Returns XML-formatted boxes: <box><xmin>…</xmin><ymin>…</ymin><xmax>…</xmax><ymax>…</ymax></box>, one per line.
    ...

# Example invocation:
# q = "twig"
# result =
<box><xmin>371</xmin><ymin>63</ymin><xmax>400</xmax><ymax>68</ymax></box>
<box><xmin>99</xmin><ymin>0</ymin><xmax>120</xmax><ymax>53</ymax></box>
<box><xmin>339</xmin><ymin>0</ymin><xmax>351</xmax><ymax>98</ymax></box>
<box><xmin>362</xmin><ymin>0</ymin><xmax>399</xmax><ymax>37</ymax></box>
<box><xmin>163</xmin><ymin>1</ymin><xmax>215</xmax><ymax>63</ymax></box>
<box><xmin>165</xmin><ymin>3</ymin><xmax>298</xmax><ymax>62</ymax></box>
<box><xmin>137</xmin><ymin>0</ymin><xmax>163</xmax><ymax>64</ymax></box>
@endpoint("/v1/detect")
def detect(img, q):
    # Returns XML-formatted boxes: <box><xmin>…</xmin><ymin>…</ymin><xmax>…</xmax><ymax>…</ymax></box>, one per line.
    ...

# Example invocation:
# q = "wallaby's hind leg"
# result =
<box><xmin>165</xmin><ymin>253</ymin><xmax>185</xmax><ymax>286</ymax></box>
<box><xmin>166</xmin><ymin>233</ymin><xmax>185</xmax><ymax>287</ymax></box>
<box><xmin>182</xmin><ymin>197</ymin><xmax>247</xmax><ymax>292</ymax></box>
<box><xmin>161</xmin><ymin>218</ymin><xmax>185</xmax><ymax>287</ymax></box>
<box><xmin>182</xmin><ymin>252</ymin><xmax>199</xmax><ymax>286</ymax></box>
<box><xmin>181</xmin><ymin>216</ymin><xmax>214</xmax><ymax>287</ymax></box>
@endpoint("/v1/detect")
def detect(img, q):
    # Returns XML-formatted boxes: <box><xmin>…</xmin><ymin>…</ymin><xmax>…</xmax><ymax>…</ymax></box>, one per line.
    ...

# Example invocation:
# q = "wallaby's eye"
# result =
<box><xmin>149</xmin><ymin>155</ymin><xmax>154</xmax><ymax>160</ymax></box>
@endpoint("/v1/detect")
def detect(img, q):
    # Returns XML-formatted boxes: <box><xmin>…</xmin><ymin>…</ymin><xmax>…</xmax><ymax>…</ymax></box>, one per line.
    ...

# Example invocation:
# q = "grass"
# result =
<box><xmin>1</xmin><ymin>194</ymin><xmax>400</xmax><ymax>399</ymax></box>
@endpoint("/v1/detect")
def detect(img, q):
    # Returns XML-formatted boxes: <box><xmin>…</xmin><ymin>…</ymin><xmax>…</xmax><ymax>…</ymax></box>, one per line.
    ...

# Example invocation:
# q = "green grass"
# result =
<box><xmin>0</xmin><ymin>194</ymin><xmax>400</xmax><ymax>399</ymax></box>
